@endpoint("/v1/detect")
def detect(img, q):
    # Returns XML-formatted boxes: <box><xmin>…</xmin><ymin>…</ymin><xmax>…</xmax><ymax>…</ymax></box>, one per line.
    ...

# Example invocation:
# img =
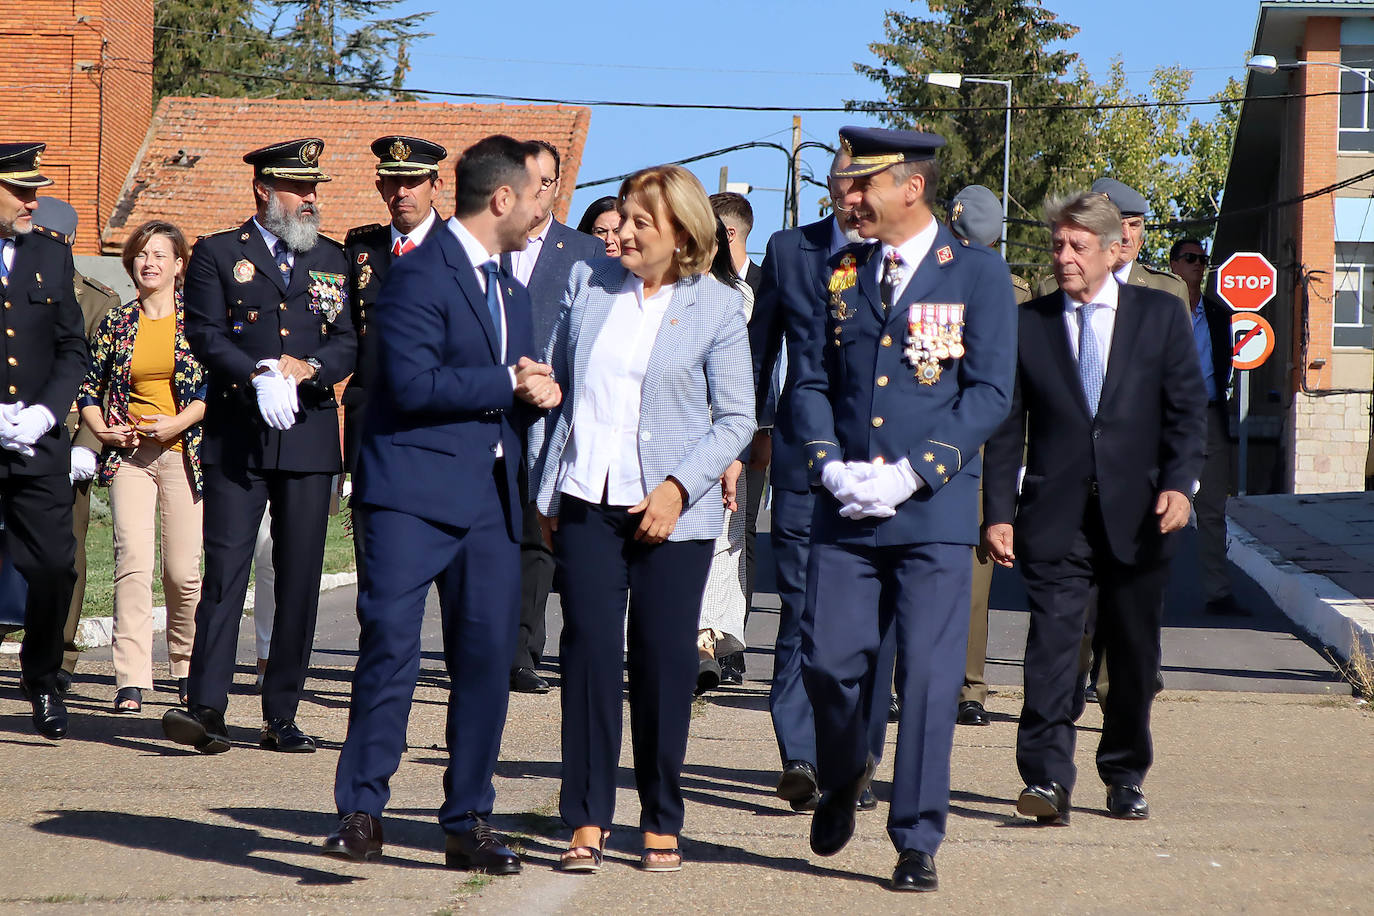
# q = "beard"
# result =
<box><xmin>0</xmin><ymin>213</ymin><xmax>33</xmax><ymax>237</ymax></box>
<box><xmin>260</xmin><ymin>192</ymin><xmax>320</xmax><ymax>253</ymax></box>
<box><xmin>843</xmin><ymin>225</ymin><xmax>866</xmax><ymax>245</ymax></box>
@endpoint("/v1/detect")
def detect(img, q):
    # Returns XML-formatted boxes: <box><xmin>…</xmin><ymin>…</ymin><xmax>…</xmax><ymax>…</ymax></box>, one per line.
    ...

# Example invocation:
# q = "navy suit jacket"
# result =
<box><xmin>355</xmin><ymin>221</ymin><xmax>536</xmax><ymax>536</ymax></box>
<box><xmin>750</xmin><ymin>217</ymin><xmax>834</xmax><ymax>492</ymax></box>
<box><xmin>502</xmin><ymin>219</ymin><xmax>604</xmax><ymax>352</ymax></box>
<box><xmin>788</xmin><ymin>222</ymin><xmax>1017</xmax><ymax>547</ymax></box>
<box><xmin>983</xmin><ymin>284</ymin><xmax>1207</xmax><ymax>566</ymax></box>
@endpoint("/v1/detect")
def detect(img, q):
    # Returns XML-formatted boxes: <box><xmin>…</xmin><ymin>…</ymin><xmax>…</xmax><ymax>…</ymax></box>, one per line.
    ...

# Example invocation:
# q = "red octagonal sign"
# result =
<box><xmin>1215</xmin><ymin>252</ymin><xmax>1277</xmax><ymax>312</ymax></box>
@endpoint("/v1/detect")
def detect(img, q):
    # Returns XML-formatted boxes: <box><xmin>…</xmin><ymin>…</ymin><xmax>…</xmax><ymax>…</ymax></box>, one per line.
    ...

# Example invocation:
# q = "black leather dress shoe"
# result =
<box><xmin>445</xmin><ymin>819</ymin><xmax>522</xmax><ymax>874</ymax></box>
<box><xmin>1017</xmin><ymin>782</ymin><xmax>1071</xmax><ymax>826</ymax></box>
<box><xmin>718</xmin><ymin>651</ymin><xmax>745</xmax><ymax>685</ymax></box>
<box><xmin>1106</xmin><ymin>784</ymin><xmax>1149</xmax><ymax>819</ymax></box>
<box><xmin>54</xmin><ymin>670</ymin><xmax>73</xmax><ymax>696</ymax></box>
<box><xmin>30</xmin><ymin>691</ymin><xmax>68</xmax><ymax>739</ymax></box>
<box><xmin>323</xmin><ymin>812</ymin><xmax>384</xmax><ymax>861</ymax></box>
<box><xmin>890</xmin><ymin>849</ymin><xmax>938</xmax><ymax>892</ymax></box>
<box><xmin>810</xmin><ymin>754</ymin><xmax>875</xmax><ymax>856</ymax></box>
<box><xmin>1083</xmin><ymin>682</ymin><xmax>1099</xmax><ymax>705</ymax></box>
<box><xmin>260</xmin><ymin>719</ymin><xmax>316</xmax><ymax>753</ymax></box>
<box><xmin>857</xmin><ymin>787</ymin><xmax>877</xmax><ymax>811</ymax></box>
<box><xmin>957</xmin><ymin>700</ymin><xmax>990</xmax><ymax>726</ymax></box>
<box><xmin>888</xmin><ymin>693</ymin><xmax>900</xmax><ymax>723</ymax></box>
<box><xmin>162</xmin><ymin>705</ymin><xmax>231</xmax><ymax>754</ymax></box>
<box><xmin>509</xmin><ymin>667</ymin><xmax>550</xmax><ymax>694</ymax></box>
<box><xmin>777</xmin><ymin>760</ymin><xmax>820</xmax><ymax>812</ymax></box>
<box><xmin>695</xmin><ymin>657</ymin><xmax>721</xmax><ymax>695</ymax></box>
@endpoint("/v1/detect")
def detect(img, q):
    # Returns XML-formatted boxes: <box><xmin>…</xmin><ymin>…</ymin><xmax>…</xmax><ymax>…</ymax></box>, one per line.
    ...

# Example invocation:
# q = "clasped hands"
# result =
<box><xmin>515</xmin><ymin>357</ymin><xmax>561</xmax><ymax>409</ymax></box>
<box><xmin>821</xmin><ymin>458</ymin><xmax>922</xmax><ymax>520</ymax></box>
<box><xmin>0</xmin><ymin>401</ymin><xmax>56</xmax><ymax>458</ymax></box>
<box><xmin>252</xmin><ymin>359</ymin><xmax>299</xmax><ymax>430</ymax></box>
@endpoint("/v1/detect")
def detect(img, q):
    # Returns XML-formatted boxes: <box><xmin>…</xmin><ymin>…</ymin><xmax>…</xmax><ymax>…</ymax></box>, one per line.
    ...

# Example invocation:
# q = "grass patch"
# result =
<box><xmin>1327</xmin><ymin>629</ymin><xmax>1374</xmax><ymax>701</ymax></box>
<box><xmin>461</xmin><ymin>875</ymin><xmax>493</xmax><ymax>892</ymax></box>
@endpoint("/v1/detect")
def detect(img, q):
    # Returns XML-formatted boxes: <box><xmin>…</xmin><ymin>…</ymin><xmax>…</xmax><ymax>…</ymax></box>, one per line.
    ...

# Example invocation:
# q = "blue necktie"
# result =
<box><xmin>481</xmin><ymin>260</ymin><xmax>504</xmax><ymax>355</ymax></box>
<box><xmin>1077</xmin><ymin>303</ymin><xmax>1105</xmax><ymax>415</ymax></box>
<box><xmin>273</xmin><ymin>239</ymin><xmax>292</xmax><ymax>286</ymax></box>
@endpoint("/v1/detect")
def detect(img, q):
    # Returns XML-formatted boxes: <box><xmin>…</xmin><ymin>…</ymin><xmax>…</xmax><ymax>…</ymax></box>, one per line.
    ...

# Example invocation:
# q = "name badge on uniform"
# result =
<box><xmin>307</xmin><ymin>271</ymin><xmax>346</xmax><ymax>322</ymax></box>
<box><xmin>904</xmin><ymin>303</ymin><xmax>965</xmax><ymax>385</ymax></box>
<box><xmin>233</xmin><ymin>259</ymin><xmax>255</xmax><ymax>283</ymax></box>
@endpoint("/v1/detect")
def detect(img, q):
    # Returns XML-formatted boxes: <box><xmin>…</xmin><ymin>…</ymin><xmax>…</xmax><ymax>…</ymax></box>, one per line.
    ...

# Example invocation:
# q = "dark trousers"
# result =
<box><xmin>1017</xmin><ymin>502</ymin><xmax>1169</xmax><ymax>796</ymax></box>
<box><xmin>349</xmin><ymin>500</ymin><xmax>370</xmax><ymax>589</ymax></box>
<box><xmin>334</xmin><ymin>472</ymin><xmax>519</xmax><ymax>834</ymax></box>
<box><xmin>62</xmin><ymin>479</ymin><xmax>94</xmax><ymax>672</ymax></box>
<box><xmin>802</xmin><ymin>538</ymin><xmax>968</xmax><ymax>856</ymax></box>
<box><xmin>740</xmin><ymin>465</ymin><xmax>767</xmax><ymax>629</ymax></box>
<box><xmin>514</xmin><ymin>496</ymin><xmax>554</xmax><ymax>670</ymax></box>
<box><xmin>962</xmin><ymin>543</ymin><xmax>994</xmax><ymax>704</ymax></box>
<box><xmin>188</xmin><ymin>464</ymin><xmax>332</xmax><ymax>722</ymax></box>
<box><xmin>555</xmin><ymin>495</ymin><xmax>713</xmax><ymax>835</ymax></box>
<box><xmin>769</xmin><ymin>486</ymin><xmax>893</xmax><ymax>768</ymax></box>
<box><xmin>4</xmin><ymin>473</ymin><xmax>77</xmax><ymax>692</ymax></box>
<box><xmin>1195</xmin><ymin>401</ymin><xmax>1232</xmax><ymax>604</ymax></box>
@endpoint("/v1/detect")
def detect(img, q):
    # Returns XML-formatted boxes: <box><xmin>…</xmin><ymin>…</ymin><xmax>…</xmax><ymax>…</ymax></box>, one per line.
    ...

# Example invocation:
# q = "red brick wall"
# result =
<box><xmin>1296</xmin><ymin>17</ymin><xmax>1341</xmax><ymax>391</ymax></box>
<box><xmin>0</xmin><ymin>0</ymin><xmax>152</xmax><ymax>255</ymax></box>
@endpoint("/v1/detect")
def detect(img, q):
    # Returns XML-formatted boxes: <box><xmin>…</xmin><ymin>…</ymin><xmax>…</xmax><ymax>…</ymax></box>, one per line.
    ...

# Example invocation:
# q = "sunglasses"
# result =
<box><xmin>1174</xmin><ymin>252</ymin><xmax>1208</xmax><ymax>266</ymax></box>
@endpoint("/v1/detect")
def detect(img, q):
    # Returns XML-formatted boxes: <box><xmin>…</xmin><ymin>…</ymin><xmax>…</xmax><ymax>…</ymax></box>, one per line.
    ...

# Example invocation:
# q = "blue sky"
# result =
<box><xmin>383</xmin><ymin>0</ymin><xmax>1264</xmax><ymax>253</ymax></box>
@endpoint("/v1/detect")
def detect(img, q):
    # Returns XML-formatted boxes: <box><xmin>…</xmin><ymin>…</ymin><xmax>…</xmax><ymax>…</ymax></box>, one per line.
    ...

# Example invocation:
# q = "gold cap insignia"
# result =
<box><xmin>389</xmin><ymin>139</ymin><xmax>411</xmax><ymax>162</ymax></box>
<box><xmin>839</xmin><ymin>136</ymin><xmax>854</xmax><ymax>156</ymax></box>
<box><xmin>32</xmin><ymin>151</ymin><xmax>41</xmax><ymax>169</ymax></box>
<box><xmin>300</xmin><ymin>141</ymin><xmax>321</xmax><ymax>166</ymax></box>
<box><xmin>951</xmin><ymin>201</ymin><xmax>964</xmax><ymax>220</ymax></box>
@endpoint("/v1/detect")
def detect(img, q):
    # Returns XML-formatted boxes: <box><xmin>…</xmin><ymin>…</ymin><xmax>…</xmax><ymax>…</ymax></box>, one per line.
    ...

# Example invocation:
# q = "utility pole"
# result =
<box><xmin>790</xmin><ymin>115</ymin><xmax>802</xmax><ymax>230</ymax></box>
<box><xmin>718</xmin><ymin>165</ymin><xmax>728</xmax><ymax>193</ymax></box>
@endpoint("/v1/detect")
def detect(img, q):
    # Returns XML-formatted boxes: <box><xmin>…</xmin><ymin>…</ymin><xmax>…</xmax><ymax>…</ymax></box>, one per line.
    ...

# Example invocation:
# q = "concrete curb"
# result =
<box><xmin>0</xmin><ymin>571</ymin><xmax>358</xmax><ymax>655</ymax></box>
<box><xmin>1228</xmin><ymin>518</ymin><xmax>1374</xmax><ymax>665</ymax></box>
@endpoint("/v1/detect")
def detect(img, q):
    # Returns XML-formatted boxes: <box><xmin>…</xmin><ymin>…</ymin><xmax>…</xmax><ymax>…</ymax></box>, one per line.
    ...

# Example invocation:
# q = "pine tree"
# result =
<box><xmin>153</xmin><ymin>0</ymin><xmax>273</xmax><ymax>99</ymax></box>
<box><xmin>261</xmin><ymin>0</ymin><xmax>432</xmax><ymax>99</ymax></box>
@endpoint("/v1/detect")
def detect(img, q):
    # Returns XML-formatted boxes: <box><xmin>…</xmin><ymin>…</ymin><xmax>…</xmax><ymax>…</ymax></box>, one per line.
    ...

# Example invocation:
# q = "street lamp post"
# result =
<box><xmin>1246</xmin><ymin>52</ymin><xmax>1374</xmax><ymax>92</ymax></box>
<box><xmin>928</xmin><ymin>72</ymin><xmax>1013</xmax><ymax>259</ymax></box>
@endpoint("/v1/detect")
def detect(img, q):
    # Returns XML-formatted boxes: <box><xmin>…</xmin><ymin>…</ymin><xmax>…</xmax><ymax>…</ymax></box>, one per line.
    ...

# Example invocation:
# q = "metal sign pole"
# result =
<box><xmin>1238</xmin><ymin>367</ymin><xmax>1250</xmax><ymax>496</ymax></box>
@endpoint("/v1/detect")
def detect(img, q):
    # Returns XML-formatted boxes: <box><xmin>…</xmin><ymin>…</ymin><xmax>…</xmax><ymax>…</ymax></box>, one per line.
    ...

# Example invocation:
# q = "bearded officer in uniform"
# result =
<box><xmin>163</xmin><ymin>138</ymin><xmax>355</xmax><ymax>755</ymax></box>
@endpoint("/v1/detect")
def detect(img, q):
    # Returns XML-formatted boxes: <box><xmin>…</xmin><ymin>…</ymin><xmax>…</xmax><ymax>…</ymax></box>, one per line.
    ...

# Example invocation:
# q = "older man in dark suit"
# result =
<box><xmin>502</xmin><ymin>139</ymin><xmax>603</xmax><ymax>695</ymax></box>
<box><xmin>984</xmin><ymin>191</ymin><xmax>1206</xmax><ymax>825</ymax></box>
<box><xmin>324</xmin><ymin>135</ymin><xmax>560</xmax><ymax>873</ymax></box>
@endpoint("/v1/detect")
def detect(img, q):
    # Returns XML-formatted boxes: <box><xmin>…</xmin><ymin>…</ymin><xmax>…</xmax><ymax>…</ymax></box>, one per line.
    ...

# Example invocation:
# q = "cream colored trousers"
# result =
<box><xmin>109</xmin><ymin>442</ymin><xmax>202</xmax><ymax>689</ymax></box>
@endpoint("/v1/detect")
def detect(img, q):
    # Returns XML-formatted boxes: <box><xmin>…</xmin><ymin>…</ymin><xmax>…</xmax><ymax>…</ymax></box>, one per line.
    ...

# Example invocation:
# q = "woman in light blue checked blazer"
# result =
<box><xmin>528</xmin><ymin>164</ymin><xmax>755</xmax><ymax>875</ymax></box>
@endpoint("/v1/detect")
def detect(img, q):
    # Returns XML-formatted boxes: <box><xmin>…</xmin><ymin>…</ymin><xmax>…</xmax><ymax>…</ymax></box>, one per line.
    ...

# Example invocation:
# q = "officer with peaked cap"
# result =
<box><xmin>786</xmin><ymin>127</ymin><xmax>1017</xmax><ymax>891</ymax></box>
<box><xmin>946</xmin><ymin>184</ymin><xmax>1030</xmax><ymax>730</ymax></box>
<box><xmin>0</xmin><ymin>142</ymin><xmax>88</xmax><ymax>739</ymax></box>
<box><xmin>342</xmin><ymin>136</ymin><xmax>447</xmax><ymax>582</ymax></box>
<box><xmin>163</xmin><ymin>138</ymin><xmax>355</xmax><ymax>756</ymax></box>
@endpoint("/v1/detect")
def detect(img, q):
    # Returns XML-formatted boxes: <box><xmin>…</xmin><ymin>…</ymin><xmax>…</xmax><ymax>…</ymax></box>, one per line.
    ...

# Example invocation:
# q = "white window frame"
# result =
<box><xmin>1338</xmin><ymin>68</ymin><xmax>1374</xmax><ymax>134</ymax></box>
<box><xmin>1333</xmin><ymin>262</ymin><xmax>1367</xmax><ymax>337</ymax></box>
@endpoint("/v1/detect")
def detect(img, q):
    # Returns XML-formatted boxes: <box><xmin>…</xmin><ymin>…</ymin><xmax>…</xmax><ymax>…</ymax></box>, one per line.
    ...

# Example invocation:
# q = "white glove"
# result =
<box><xmin>6</xmin><ymin>404</ymin><xmax>56</xmax><ymax>447</ymax></box>
<box><xmin>846</xmin><ymin>460</ymin><xmax>923</xmax><ymax>516</ymax></box>
<box><xmin>822</xmin><ymin>460</ymin><xmax>895</xmax><ymax>519</ymax></box>
<box><xmin>252</xmin><ymin>362</ymin><xmax>299</xmax><ymax>431</ymax></box>
<box><xmin>70</xmin><ymin>445</ymin><xmax>98</xmax><ymax>483</ymax></box>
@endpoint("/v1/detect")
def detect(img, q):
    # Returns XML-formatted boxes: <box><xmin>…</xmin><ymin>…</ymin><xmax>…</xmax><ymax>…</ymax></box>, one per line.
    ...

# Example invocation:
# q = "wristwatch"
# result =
<box><xmin>304</xmin><ymin>356</ymin><xmax>323</xmax><ymax>380</ymax></box>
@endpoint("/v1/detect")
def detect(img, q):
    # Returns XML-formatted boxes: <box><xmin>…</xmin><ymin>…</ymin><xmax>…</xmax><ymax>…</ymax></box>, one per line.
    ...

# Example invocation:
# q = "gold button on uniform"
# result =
<box><xmin>6</xmin><ymin>385</ymin><xmax>14</xmax><ymax>395</ymax></box>
<box><xmin>880</xmin><ymin>335</ymin><xmax>892</xmax><ymax>347</ymax></box>
<box><xmin>5</xmin><ymin>328</ymin><xmax>12</xmax><ymax>337</ymax></box>
<box><xmin>280</xmin><ymin>328</ymin><xmax>290</xmax><ymax>337</ymax></box>
<box><xmin>876</xmin><ymin>375</ymin><xmax>889</xmax><ymax>387</ymax></box>
<box><xmin>6</xmin><ymin>357</ymin><xmax>15</xmax><ymax>366</ymax></box>
<box><xmin>279</xmin><ymin>303</ymin><xmax>287</xmax><ymax>310</ymax></box>
<box><xmin>872</xmin><ymin>417</ymin><xmax>884</xmax><ymax>428</ymax></box>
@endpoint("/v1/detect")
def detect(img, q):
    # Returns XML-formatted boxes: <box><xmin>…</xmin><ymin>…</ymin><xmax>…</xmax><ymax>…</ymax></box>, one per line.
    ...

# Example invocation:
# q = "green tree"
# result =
<box><xmin>851</xmin><ymin>0</ymin><xmax>1093</xmax><ymax>267</ymax></box>
<box><xmin>261</xmin><ymin>0</ymin><xmax>432</xmax><ymax>99</ymax></box>
<box><xmin>153</xmin><ymin>0</ymin><xmax>273</xmax><ymax>99</ymax></box>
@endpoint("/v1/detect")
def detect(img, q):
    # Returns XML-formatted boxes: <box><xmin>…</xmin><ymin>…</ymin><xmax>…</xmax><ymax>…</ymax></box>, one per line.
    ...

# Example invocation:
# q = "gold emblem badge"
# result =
<box><xmin>828</xmin><ymin>253</ymin><xmax>858</xmax><ymax>322</ymax></box>
<box><xmin>840</xmin><ymin>136</ymin><xmax>854</xmax><ymax>156</ymax></box>
<box><xmin>936</xmin><ymin>246</ymin><xmax>953</xmax><ymax>265</ymax></box>
<box><xmin>300</xmin><ymin>141</ymin><xmax>322</xmax><ymax>165</ymax></box>
<box><xmin>233</xmin><ymin>259</ymin><xmax>255</xmax><ymax>283</ymax></box>
<box><xmin>357</xmin><ymin>264</ymin><xmax>372</xmax><ymax>289</ymax></box>
<box><xmin>33</xmin><ymin>151</ymin><xmax>41</xmax><ymax>168</ymax></box>
<box><xmin>389</xmin><ymin>139</ymin><xmax>411</xmax><ymax>161</ymax></box>
<box><xmin>951</xmin><ymin>201</ymin><xmax>964</xmax><ymax>220</ymax></box>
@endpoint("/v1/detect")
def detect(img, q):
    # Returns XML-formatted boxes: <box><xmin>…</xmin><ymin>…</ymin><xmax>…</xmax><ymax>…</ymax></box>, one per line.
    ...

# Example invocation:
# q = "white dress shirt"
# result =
<box><xmin>510</xmin><ymin>217</ymin><xmax>550</xmax><ymax>286</ymax></box>
<box><xmin>390</xmin><ymin>207</ymin><xmax>437</xmax><ymax>253</ymax></box>
<box><xmin>1112</xmin><ymin>261</ymin><xmax>1132</xmax><ymax>284</ymax></box>
<box><xmin>253</xmin><ymin>219</ymin><xmax>294</xmax><ymax>268</ymax></box>
<box><xmin>1062</xmin><ymin>274</ymin><xmax>1121</xmax><ymax>372</ymax></box>
<box><xmin>558</xmin><ymin>274</ymin><xmax>674</xmax><ymax>506</ymax></box>
<box><xmin>876</xmin><ymin>216</ymin><xmax>939</xmax><ymax>303</ymax></box>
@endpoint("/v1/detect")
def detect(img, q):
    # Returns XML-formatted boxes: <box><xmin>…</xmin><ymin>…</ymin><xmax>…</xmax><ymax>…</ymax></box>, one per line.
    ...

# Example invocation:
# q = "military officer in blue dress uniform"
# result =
<box><xmin>163</xmin><ymin>138</ymin><xmax>356</xmax><ymax>755</ymax></box>
<box><xmin>0</xmin><ymin>142</ymin><xmax>88</xmax><ymax>740</ymax></box>
<box><xmin>786</xmin><ymin>127</ymin><xmax>1017</xmax><ymax>891</ymax></box>
<box><xmin>343</xmin><ymin>135</ymin><xmax>447</xmax><ymax>581</ymax></box>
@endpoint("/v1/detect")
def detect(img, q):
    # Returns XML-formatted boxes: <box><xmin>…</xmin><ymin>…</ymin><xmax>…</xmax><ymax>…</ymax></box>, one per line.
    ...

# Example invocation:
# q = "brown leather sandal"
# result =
<box><xmin>558</xmin><ymin>828</ymin><xmax>610</xmax><ymax>874</ymax></box>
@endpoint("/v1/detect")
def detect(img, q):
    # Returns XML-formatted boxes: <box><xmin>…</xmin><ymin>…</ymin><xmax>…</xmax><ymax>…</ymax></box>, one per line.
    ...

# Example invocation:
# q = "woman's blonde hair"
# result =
<box><xmin>618</xmin><ymin>164</ymin><xmax>718</xmax><ymax>277</ymax></box>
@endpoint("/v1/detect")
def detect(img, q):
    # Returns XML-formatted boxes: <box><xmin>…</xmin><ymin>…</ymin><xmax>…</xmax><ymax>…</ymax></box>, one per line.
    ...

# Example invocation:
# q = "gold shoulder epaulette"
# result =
<box><xmin>33</xmin><ymin>225</ymin><xmax>68</xmax><ymax>244</ymax></box>
<box><xmin>345</xmin><ymin>223</ymin><xmax>386</xmax><ymax>243</ymax></box>
<box><xmin>197</xmin><ymin>225</ymin><xmax>242</xmax><ymax>241</ymax></box>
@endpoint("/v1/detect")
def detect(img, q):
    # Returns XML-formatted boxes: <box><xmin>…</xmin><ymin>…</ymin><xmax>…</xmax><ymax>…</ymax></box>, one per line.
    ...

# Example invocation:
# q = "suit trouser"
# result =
<box><xmin>802</xmin><ymin>538</ymin><xmax>969</xmax><ymax>856</ymax></box>
<box><xmin>1017</xmin><ymin>502</ymin><xmax>1169</xmax><ymax>795</ymax></box>
<box><xmin>769</xmin><ymin>486</ymin><xmax>894</xmax><ymax>769</ymax></box>
<box><xmin>334</xmin><ymin>473</ymin><xmax>519</xmax><ymax>834</ymax></box>
<box><xmin>555</xmin><ymin>495</ymin><xmax>713</xmax><ymax>836</ymax></box>
<box><xmin>61</xmin><ymin>480</ymin><xmax>93</xmax><ymax>673</ymax></box>
<box><xmin>514</xmin><ymin>496</ymin><xmax>554</xmax><ymax>670</ymax></box>
<box><xmin>1195</xmin><ymin>401</ymin><xmax>1232</xmax><ymax>604</ymax></box>
<box><xmin>6</xmin><ymin>473</ymin><xmax>78</xmax><ymax>693</ymax></box>
<box><xmin>188</xmin><ymin>464</ymin><xmax>331</xmax><ymax>722</ymax></box>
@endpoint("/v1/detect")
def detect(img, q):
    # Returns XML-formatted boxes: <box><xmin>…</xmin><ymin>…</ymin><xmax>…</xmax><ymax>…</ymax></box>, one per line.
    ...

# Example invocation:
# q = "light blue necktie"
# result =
<box><xmin>1077</xmin><ymin>303</ymin><xmax>1105</xmax><ymax>415</ymax></box>
<box><xmin>272</xmin><ymin>239</ymin><xmax>292</xmax><ymax>286</ymax></box>
<box><xmin>481</xmin><ymin>260</ymin><xmax>504</xmax><ymax>355</ymax></box>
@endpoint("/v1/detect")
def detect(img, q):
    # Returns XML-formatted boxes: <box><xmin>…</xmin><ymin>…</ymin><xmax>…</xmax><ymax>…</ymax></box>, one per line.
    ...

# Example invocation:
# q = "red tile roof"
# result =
<box><xmin>101</xmin><ymin>96</ymin><xmax>591</xmax><ymax>254</ymax></box>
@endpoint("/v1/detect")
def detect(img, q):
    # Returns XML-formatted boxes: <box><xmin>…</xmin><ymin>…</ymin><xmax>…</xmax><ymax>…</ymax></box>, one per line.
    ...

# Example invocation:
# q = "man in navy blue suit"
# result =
<box><xmin>787</xmin><ymin>127</ymin><xmax>1017</xmax><ymax>892</ymax></box>
<box><xmin>324</xmin><ymin>135</ymin><xmax>562</xmax><ymax>874</ymax></box>
<box><xmin>750</xmin><ymin>150</ymin><xmax>894</xmax><ymax>813</ymax></box>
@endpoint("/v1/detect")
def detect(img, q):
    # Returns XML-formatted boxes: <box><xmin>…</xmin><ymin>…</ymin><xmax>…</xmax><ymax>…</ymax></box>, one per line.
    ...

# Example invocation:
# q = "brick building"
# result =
<box><xmin>1216</xmin><ymin>1</ymin><xmax>1374</xmax><ymax>494</ymax></box>
<box><xmin>101</xmin><ymin>97</ymin><xmax>592</xmax><ymax>253</ymax></box>
<box><xmin>1</xmin><ymin>0</ymin><xmax>154</xmax><ymax>255</ymax></box>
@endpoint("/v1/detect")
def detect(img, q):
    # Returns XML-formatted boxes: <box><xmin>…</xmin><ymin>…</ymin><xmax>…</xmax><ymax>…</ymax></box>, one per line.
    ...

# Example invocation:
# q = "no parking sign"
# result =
<box><xmin>1230</xmin><ymin>313</ymin><xmax>1275</xmax><ymax>371</ymax></box>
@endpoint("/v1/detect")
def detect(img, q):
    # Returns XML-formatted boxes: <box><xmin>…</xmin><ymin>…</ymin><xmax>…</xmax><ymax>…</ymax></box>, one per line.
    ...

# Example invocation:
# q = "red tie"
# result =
<box><xmin>391</xmin><ymin>237</ymin><xmax>416</xmax><ymax>257</ymax></box>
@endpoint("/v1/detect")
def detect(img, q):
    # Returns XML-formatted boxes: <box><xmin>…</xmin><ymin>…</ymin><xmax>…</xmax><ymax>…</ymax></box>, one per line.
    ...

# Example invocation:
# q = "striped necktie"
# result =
<box><xmin>1077</xmin><ymin>303</ymin><xmax>1105</xmax><ymax>415</ymax></box>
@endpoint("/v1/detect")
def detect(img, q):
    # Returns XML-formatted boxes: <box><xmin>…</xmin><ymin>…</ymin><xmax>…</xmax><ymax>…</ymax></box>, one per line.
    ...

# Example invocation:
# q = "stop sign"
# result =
<box><xmin>1215</xmin><ymin>252</ymin><xmax>1277</xmax><ymax>311</ymax></box>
